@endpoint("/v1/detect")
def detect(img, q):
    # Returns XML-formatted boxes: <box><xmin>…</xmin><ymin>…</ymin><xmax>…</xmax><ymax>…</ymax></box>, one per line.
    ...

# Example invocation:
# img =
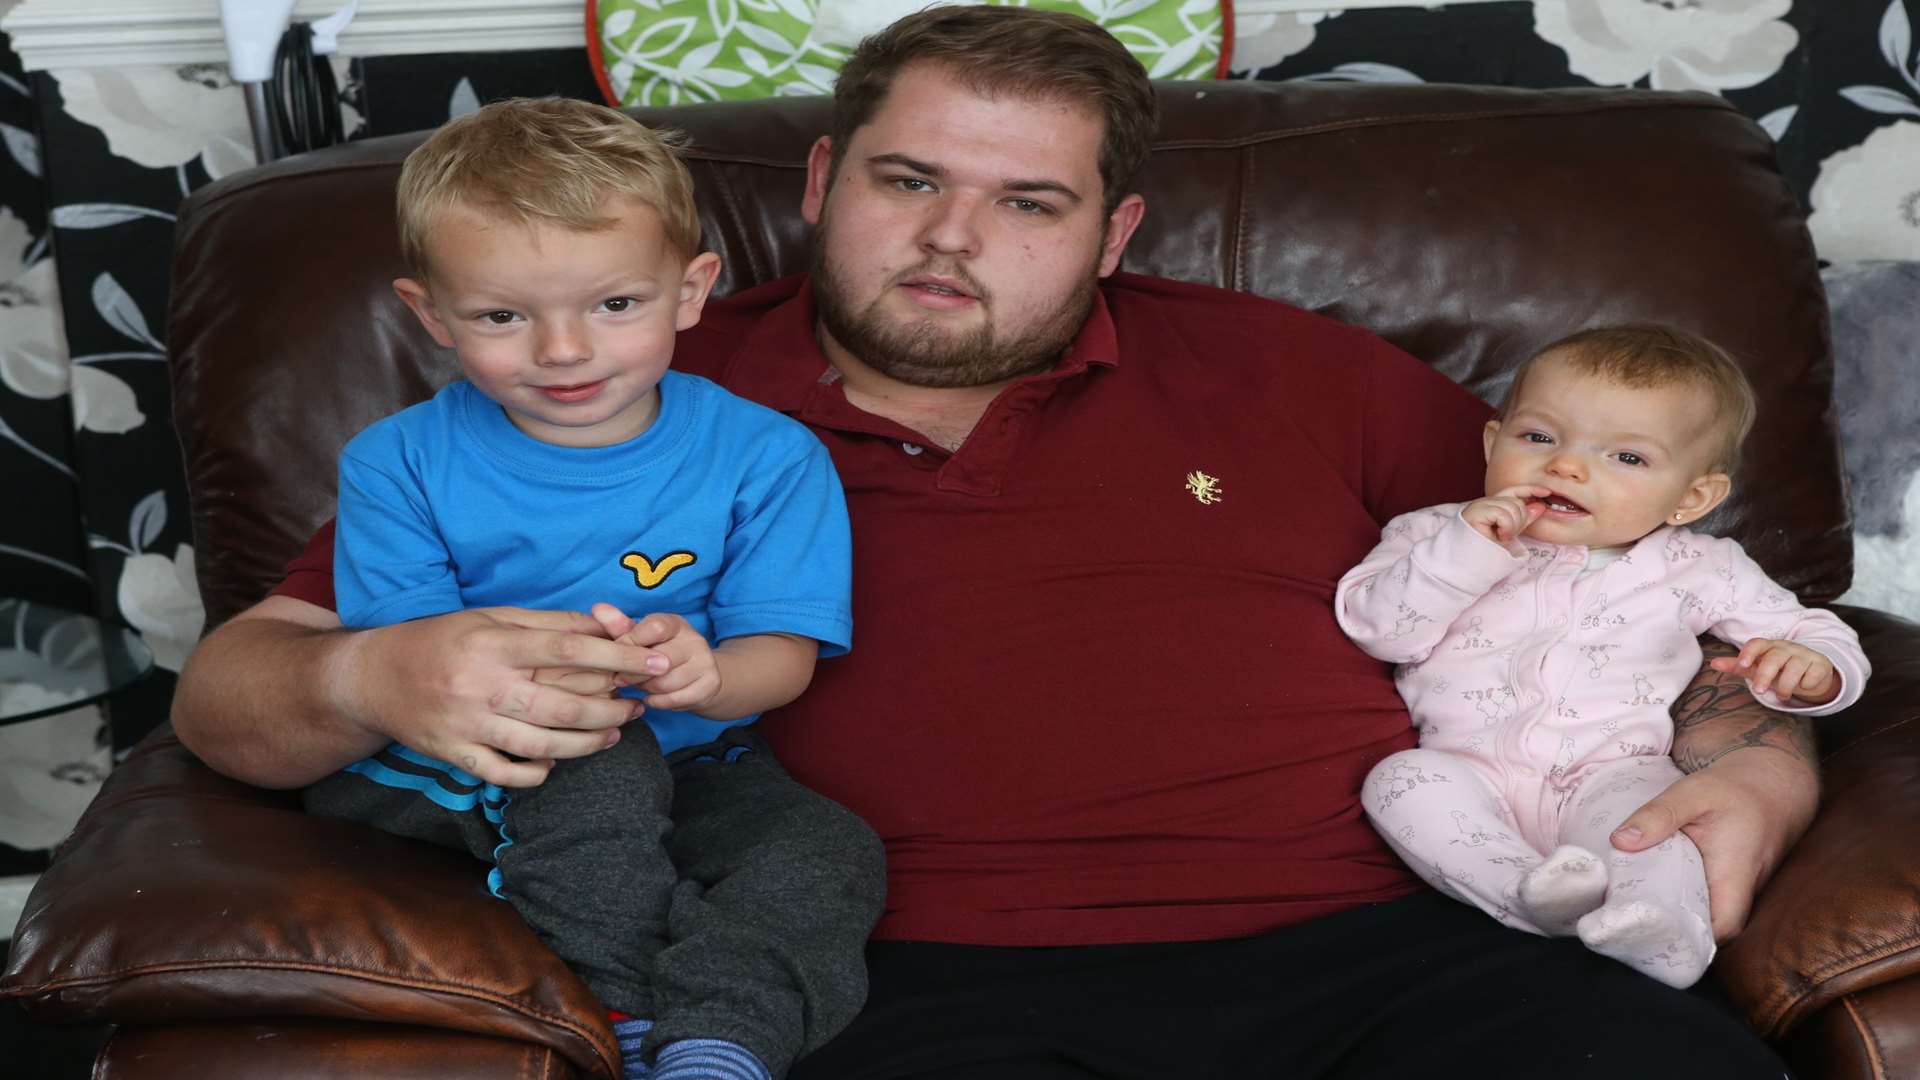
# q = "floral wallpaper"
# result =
<box><xmin>0</xmin><ymin>33</ymin><xmax>110</xmax><ymax>873</ymax></box>
<box><xmin>0</xmin><ymin>0</ymin><xmax>1917</xmax><ymax>779</ymax></box>
<box><xmin>0</xmin><ymin>36</ymin><xmax>82</xmax><ymax>616</ymax></box>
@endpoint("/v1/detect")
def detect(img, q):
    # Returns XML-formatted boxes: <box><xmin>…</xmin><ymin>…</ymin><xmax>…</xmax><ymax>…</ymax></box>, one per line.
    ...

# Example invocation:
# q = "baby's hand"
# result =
<box><xmin>1461</xmin><ymin>485</ymin><xmax>1552</xmax><ymax>552</ymax></box>
<box><xmin>1710</xmin><ymin>638</ymin><xmax>1840</xmax><ymax>705</ymax></box>
<box><xmin>595</xmin><ymin>604</ymin><xmax>722</xmax><ymax>713</ymax></box>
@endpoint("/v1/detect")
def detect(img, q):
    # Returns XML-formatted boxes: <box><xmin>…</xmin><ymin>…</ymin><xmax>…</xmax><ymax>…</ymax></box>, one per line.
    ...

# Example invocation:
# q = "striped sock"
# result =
<box><xmin>612</xmin><ymin>1017</ymin><xmax>654</xmax><ymax>1079</ymax></box>
<box><xmin>651</xmin><ymin>1038</ymin><xmax>772</xmax><ymax>1080</ymax></box>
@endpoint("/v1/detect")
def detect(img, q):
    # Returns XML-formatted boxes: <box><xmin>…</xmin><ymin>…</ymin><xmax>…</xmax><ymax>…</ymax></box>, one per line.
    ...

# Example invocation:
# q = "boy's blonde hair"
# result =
<box><xmin>396</xmin><ymin>96</ymin><xmax>701</xmax><ymax>275</ymax></box>
<box><xmin>1501</xmin><ymin>324</ymin><xmax>1758</xmax><ymax>474</ymax></box>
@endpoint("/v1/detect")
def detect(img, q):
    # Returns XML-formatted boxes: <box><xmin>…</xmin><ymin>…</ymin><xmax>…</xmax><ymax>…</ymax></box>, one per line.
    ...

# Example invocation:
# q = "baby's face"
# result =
<box><xmin>1482</xmin><ymin>355</ymin><xmax>1727</xmax><ymax>549</ymax></box>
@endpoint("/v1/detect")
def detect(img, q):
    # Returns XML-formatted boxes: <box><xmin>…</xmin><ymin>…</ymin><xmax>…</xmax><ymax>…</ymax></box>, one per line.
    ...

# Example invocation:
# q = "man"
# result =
<box><xmin>174</xmin><ymin>8</ymin><xmax>1814</xmax><ymax>1077</ymax></box>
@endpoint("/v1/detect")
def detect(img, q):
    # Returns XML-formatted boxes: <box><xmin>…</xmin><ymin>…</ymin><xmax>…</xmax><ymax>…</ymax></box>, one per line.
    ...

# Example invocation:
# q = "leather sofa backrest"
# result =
<box><xmin>168</xmin><ymin>81</ymin><xmax>1844</xmax><ymax>628</ymax></box>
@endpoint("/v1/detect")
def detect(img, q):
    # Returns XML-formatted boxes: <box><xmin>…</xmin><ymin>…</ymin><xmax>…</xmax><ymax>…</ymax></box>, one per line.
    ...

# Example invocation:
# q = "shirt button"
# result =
<box><xmin>901</xmin><ymin>443</ymin><xmax>924</xmax><ymax>456</ymax></box>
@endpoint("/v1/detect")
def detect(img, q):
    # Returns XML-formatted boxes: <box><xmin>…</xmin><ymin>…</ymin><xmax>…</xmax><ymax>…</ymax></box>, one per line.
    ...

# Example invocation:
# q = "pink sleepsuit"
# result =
<box><xmin>1335</xmin><ymin>503</ymin><xmax>1867</xmax><ymax>985</ymax></box>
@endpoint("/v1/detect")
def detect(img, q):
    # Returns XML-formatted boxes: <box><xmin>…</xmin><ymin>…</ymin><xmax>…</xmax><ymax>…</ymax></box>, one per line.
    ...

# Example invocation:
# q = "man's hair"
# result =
<box><xmin>830</xmin><ymin>6</ymin><xmax>1159</xmax><ymax>214</ymax></box>
<box><xmin>396</xmin><ymin>96</ymin><xmax>700</xmax><ymax>275</ymax></box>
<box><xmin>1502</xmin><ymin>324</ymin><xmax>1758</xmax><ymax>473</ymax></box>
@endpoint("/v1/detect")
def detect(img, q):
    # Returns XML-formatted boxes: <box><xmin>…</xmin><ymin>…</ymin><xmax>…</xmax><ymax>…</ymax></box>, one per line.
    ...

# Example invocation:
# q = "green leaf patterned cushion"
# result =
<box><xmin>589</xmin><ymin>0</ymin><xmax>1226</xmax><ymax>108</ymax></box>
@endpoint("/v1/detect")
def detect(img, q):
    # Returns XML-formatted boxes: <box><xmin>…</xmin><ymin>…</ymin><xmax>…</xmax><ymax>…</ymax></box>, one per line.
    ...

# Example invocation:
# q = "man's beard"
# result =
<box><xmin>810</xmin><ymin>220</ymin><xmax>1101</xmax><ymax>389</ymax></box>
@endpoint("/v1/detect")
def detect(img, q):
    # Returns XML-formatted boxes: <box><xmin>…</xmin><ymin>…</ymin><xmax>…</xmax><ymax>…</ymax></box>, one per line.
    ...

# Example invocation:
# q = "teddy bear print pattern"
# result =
<box><xmin>1333</xmin><ymin>503</ymin><xmax>1868</xmax><ymax>988</ymax></box>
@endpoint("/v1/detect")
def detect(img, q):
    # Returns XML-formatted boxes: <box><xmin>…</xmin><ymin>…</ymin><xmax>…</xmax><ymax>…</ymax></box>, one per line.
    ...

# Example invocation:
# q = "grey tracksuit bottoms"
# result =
<box><xmin>303</xmin><ymin>723</ymin><xmax>886</xmax><ymax>1076</ymax></box>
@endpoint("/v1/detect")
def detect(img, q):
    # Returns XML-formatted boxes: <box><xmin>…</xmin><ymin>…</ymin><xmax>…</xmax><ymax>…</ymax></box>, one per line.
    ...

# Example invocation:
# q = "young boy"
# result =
<box><xmin>301</xmin><ymin>97</ymin><xmax>884</xmax><ymax>1080</ymax></box>
<box><xmin>1334</xmin><ymin>325</ymin><xmax>1869</xmax><ymax>989</ymax></box>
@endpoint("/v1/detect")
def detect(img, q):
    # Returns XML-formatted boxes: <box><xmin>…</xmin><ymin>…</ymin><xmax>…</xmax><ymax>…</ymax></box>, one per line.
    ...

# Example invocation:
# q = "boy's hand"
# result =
<box><xmin>532</xmin><ymin>607</ymin><xmax>669</xmax><ymax>695</ymax></box>
<box><xmin>592</xmin><ymin>603</ymin><xmax>722</xmax><ymax>712</ymax></box>
<box><xmin>1710</xmin><ymin>638</ymin><xmax>1840</xmax><ymax>705</ymax></box>
<box><xmin>1461</xmin><ymin>485</ymin><xmax>1551</xmax><ymax>551</ymax></box>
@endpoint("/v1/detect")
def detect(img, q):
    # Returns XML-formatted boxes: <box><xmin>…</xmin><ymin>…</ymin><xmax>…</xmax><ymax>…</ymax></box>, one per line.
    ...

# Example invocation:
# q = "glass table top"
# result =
<box><xmin>0</xmin><ymin>599</ymin><xmax>153</xmax><ymax>725</ymax></box>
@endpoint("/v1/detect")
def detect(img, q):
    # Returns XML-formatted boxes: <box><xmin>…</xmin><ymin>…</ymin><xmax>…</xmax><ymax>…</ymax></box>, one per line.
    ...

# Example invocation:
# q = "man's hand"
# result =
<box><xmin>1460</xmin><ymin>485</ymin><xmax>1550</xmax><ymax>551</ymax></box>
<box><xmin>590</xmin><ymin>604</ymin><xmax>723</xmax><ymax>714</ymax></box>
<box><xmin>1610</xmin><ymin>641</ymin><xmax>1820</xmax><ymax>940</ymax></box>
<box><xmin>333</xmin><ymin>606</ymin><xmax>671</xmax><ymax>787</ymax></box>
<box><xmin>1609</xmin><ymin>750</ymin><xmax>1815</xmax><ymax>940</ymax></box>
<box><xmin>1710</xmin><ymin>638</ymin><xmax>1840</xmax><ymax>705</ymax></box>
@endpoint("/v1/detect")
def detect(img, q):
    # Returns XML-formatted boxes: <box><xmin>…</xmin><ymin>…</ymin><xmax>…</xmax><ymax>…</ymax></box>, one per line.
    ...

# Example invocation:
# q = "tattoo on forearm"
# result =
<box><xmin>1670</xmin><ymin>680</ymin><xmax>1749</xmax><ymax>735</ymax></box>
<box><xmin>1670</xmin><ymin>640</ymin><xmax>1818</xmax><ymax>773</ymax></box>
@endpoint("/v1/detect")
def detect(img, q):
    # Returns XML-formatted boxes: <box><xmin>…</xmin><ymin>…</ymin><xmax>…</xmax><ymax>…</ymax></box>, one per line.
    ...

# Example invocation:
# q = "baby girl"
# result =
<box><xmin>1335</xmin><ymin>325</ymin><xmax>1868</xmax><ymax>988</ymax></box>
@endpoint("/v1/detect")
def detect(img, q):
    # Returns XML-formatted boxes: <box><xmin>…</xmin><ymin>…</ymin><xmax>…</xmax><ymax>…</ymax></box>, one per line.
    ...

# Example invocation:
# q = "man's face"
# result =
<box><xmin>801</xmin><ymin>64</ymin><xmax>1144</xmax><ymax>388</ymax></box>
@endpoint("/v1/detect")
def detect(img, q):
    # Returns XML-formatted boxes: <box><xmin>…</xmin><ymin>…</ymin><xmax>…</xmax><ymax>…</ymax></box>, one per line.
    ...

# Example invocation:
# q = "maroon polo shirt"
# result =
<box><xmin>278</xmin><ymin>272</ymin><xmax>1492</xmax><ymax>946</ymax></box>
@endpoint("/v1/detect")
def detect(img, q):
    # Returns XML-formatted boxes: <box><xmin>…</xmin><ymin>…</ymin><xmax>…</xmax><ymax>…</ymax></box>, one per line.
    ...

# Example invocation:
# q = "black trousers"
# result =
<box><xmin>790</xmin><ymin>889</ymin><xmax>1791</xmax><ymax>1079</ymax></box>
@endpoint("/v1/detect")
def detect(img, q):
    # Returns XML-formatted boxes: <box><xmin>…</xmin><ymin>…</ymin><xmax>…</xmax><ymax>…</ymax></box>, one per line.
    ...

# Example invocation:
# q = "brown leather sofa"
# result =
<box><xmin>5</xmin><ymin>81</ymin><xmax>1918</xmax><ymax>1080</ymax></box>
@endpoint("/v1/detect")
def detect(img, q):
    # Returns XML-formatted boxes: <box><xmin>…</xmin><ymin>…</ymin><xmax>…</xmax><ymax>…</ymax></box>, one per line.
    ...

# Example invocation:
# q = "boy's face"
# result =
<box><xmin>799</xmin><ymin>63</ymin><xmax>1145</xmax><ymax>389</ymax></box>
<box><xmin>1481</xmin><ymin>353</ymin><xmax>1732</xmax><ymax>548</ymax></box>
<box><xmin>394</xmin><ymin>198</ymin><xmax>720</xmax><ymax>448</ymax></box>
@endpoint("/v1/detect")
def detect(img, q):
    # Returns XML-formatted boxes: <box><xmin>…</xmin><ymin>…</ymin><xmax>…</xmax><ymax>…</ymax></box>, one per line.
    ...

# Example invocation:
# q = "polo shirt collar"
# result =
<box><xmin>718</xmin><ymin>273</ymin><xmax>1122</xmax><ymax>422</ymax></box>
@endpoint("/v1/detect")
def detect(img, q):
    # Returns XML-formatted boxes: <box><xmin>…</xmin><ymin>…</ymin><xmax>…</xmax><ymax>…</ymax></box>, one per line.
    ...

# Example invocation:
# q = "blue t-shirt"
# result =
<box><xmin>334</xmin><ymin>371</ymin><xmax>852</xmax><ymax>753</ymax></box>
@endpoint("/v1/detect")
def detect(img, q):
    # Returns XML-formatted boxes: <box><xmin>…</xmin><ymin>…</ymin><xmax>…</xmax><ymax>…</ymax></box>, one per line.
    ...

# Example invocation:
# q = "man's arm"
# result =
<box><xmin>172</xmin><ymin>596</ymin><xmax>386</xmax><ymax>787</ymax></box>
<box><xmin>1671</xmin><ymin>640</ymin><xmax>1821</xmax><ymax>773</ymax></box>
<box><xmin>172</xmin><ymin>595</ymin><xmax>659</xmax><ymax>790</ymax></box>
<box><xmin>1610</xmin><ymin>639</ymin><xmax>1820</xmax><ymax>940</ymax></box>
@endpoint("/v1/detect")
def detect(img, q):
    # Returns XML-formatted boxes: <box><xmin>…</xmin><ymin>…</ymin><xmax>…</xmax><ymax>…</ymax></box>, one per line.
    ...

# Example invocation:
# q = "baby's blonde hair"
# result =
<box><xmin>1502</xmin><ymin>325</ymin><xmax>1758</xmax><ymax>474</ymax></box>
<box><xmin>396</xmin><ymin>96</ymin><xmax>701</xmax><ymax>275</ymax></box>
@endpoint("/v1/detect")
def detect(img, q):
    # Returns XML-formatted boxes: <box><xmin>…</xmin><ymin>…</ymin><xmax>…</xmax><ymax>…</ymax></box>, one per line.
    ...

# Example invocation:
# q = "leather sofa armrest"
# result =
<box><xmin>1778</xmin><ymin>977</ymin><xmax>1920</xmax><ymax>1079</ymax></box>
<box><xmin>97</xmin><ymin>1019</ymin><xmax>583</xmax><ymax>1080</ymax></box>
<box><xmin>0</xmin><ymin>729</ymin><xmax>619</xmax><ymax>1080</ymax></box>
<box><xmin>1715</xmin><ymin>605</ymin><xmax>1920</xmax><ymax>1039</ymax></box>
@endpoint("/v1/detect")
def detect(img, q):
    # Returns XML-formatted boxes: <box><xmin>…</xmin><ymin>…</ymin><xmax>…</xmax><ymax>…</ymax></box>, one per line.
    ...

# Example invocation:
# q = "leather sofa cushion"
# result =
<box><xmin>4</xmin><ymin>732</ymin><xmax>619</xmax><ymax>1078</ymax></box>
